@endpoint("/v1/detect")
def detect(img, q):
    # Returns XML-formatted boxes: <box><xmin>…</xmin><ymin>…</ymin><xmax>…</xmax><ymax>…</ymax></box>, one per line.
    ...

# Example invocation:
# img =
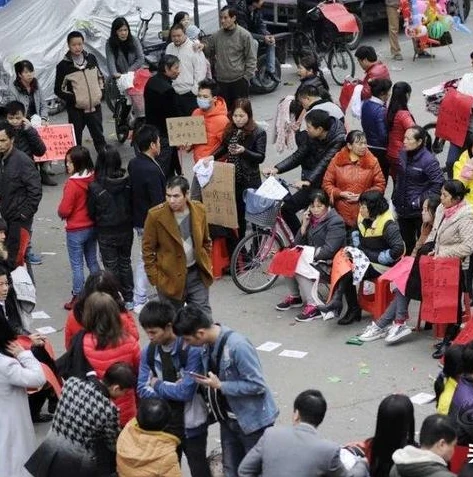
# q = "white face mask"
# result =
<box><xmin>197</xmin><ymin>97</ymin><xmax>212</xmax><ymax>110</ymax></box>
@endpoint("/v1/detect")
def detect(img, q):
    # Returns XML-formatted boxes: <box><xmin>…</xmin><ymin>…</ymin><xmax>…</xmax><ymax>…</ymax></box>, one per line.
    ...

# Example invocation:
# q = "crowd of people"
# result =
<box><xmin>2</xmin><ymin>1</ymin><xmax>473</xmax><ymax>476</ymax></box>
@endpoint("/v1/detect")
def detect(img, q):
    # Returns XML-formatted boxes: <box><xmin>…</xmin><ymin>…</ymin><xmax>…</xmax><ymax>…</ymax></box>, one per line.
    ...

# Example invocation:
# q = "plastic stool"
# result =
<box><xmin>212</xmin><ymin>237</ymin><xmax>230</xmax><ymax>279</ymax></box>
<box><xmin>358</xmin><ymin>278</ymin><xmax>395</xmax><ymax>320</ymax></box>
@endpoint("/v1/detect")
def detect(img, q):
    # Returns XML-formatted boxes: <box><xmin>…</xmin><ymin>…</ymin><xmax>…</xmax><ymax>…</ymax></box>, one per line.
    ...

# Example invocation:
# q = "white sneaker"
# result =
<box><xmin>385</xmin><ymin>323</ymin><xmax>412</xmax><ymax>343</ymax></box>
<box><xmin>359</xmin><ymin>322</ymin><xmax>387</xmax><ymax>342</ymax></box>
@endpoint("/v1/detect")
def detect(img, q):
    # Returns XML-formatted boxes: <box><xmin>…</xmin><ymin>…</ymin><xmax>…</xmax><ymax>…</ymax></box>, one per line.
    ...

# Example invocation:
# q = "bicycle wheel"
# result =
<box><xmin>230</xmin><ymin>229</ymin><xmax>285</xmax><ymax>294</ymax></box>
<box><xmin>114</xmin><ymin>100</ymin><xmax>130</xmax><ymax>143</ymax></box>
<box><xmin>424</xmin><ymin>122</ymin><xmax>449</xmax><ymax>176</ymax></box>
<box><xmin>292</xmin><ymin>31</ymin><xmax>316</xmax><ymax>66</ymax></box>
<box><xmin>104</xmin><ymin>78</ymin><xmax>120</xmax><ymax>114</ymax></box>
<box><xmin>327</xmin><ymin>45</ymin><xmax>355</xmax><ymax>86</ymax></box>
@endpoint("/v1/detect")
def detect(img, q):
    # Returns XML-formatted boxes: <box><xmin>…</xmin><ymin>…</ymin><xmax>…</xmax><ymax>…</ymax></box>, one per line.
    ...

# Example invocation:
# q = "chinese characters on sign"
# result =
<box><xmin>166</xmin><ymin>116</ymin><xmax>207</xmax><ymax>146</ymax></box>
<box><xmin>202</xmin><ymin>162</ymin><xmax>238</xmax><ymax>229</ymax></box>
<box><xmin>34</xmin><ymin>124</ymin><xmax>76</xmax><ymax>162</ymax></box>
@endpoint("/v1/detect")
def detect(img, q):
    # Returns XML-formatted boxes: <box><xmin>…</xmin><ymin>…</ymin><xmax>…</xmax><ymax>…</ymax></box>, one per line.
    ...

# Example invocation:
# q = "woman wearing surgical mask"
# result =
<box><xmin>205</xmin><ymin>97</ymin><xmax>267</xmax><ymax>244</ymax></box>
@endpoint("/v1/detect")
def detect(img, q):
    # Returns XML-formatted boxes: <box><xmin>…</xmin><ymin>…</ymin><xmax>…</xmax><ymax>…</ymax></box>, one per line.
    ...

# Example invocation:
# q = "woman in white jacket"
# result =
<box><xmin>0</xmin><ymin>292</ymin><xmax>46</xmax><ymax>477</ymax></box>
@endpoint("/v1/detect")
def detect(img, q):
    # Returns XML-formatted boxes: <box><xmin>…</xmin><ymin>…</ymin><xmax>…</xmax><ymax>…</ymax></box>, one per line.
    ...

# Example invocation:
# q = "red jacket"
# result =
<box><xmin>361</xmin><ymin>61</ymin><xmax>391</xmax><ymax>100</ymax></box>
<box><xmin>387</xmin><ymin>110</ymin><xmax>415</xmax><ymax>161</ymax></box>
<box><xmin>57</xmin><ymin>171</ymin><xmax>95</xmax><ymax>231</ymax></box>
<box><xmin>83</xmin><ymin>332</ymin><xmax>141</xmax><ymax>426</ymax></box>
<box><xmin>322</xmin><ymin>147</ymin><xmax>386</xmax><ymax>227</ymax></box>
<box><xmin>191</xmin><ymin>97</ymin><xmax>230</xmax><ymax>163</ymax></box>
<box><xmin>64</xmin><ymin>310</ymin><xmax>139</xmax><ymax>350</ymax></box>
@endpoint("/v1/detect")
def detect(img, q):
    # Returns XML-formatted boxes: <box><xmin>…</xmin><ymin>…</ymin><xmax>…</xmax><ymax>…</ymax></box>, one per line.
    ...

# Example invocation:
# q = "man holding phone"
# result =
<box><xmin>136</xmin><ymin>300</ymin><xmax>211</xmax><ymax>477</ymax></box>
<box><xmin>173</xmin><ymin>304</ymin><xmax>279</xmax><ymax>477</ymax></box>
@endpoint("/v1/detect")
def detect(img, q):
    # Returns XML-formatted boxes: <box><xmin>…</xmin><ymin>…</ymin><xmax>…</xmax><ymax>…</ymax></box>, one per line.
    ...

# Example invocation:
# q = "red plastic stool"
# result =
<box><xmin>358</xmin><ymin>277</ymin><xmax>395</xmax><ymax>320</ymax></box>
<box><xmin>212</xmin><ymin>237</ymin><xmax>230</xmax><ymax>279</ymax></box>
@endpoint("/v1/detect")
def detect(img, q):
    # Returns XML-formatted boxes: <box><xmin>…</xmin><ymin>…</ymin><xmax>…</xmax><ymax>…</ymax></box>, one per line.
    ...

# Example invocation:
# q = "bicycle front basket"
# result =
<box><xmin>244</xmin><ymin>189</ymin><xmax>282</xmax><ymax>229</ymax></box>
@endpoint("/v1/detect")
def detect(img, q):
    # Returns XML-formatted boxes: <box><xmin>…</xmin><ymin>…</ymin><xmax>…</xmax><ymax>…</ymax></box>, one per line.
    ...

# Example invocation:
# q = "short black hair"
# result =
<box><xmin>443</xmin><ymin>179</ymin><xmax>470</xmax><ymax>203</ymax></box>
<box><xmin>170</xmin><ymin>23</ymin><xmax>185</xmax><ymax>33</ymax></box>
<box><xmin>221</xmin><ymin>5</ymin><xmax>237</xmax><ymax>17</ymax></box>
<box><xmin>309</xmin><ymin>189</ymin><xmax>330</xmax><ymax>207</ymax></box>
<box><xmin>305</xmin><ymin>109</ymin><xmax>331</xmax><ymax>130</ymax></box>
<box><xmin>139</xmin><ymin>300</ymin><xmax>176</xmax><ymax>329</ymax></box>
<box><xmin>134</xmin><ymin>124</ymin><xmax>159</xmax><ymax>152</ymax></box>
<box><xmin>102</xmin><ymin>362</ymin><xmax>136</xmax><ymax>389</ymax></box>
<box><xmin>67</xmin><ymin>31</ymin><xmax>84</xmax><ymax>44</ymax></box>
<box><xmin>65</xmin><ymin>145</ymin><xmax>94</xmax><ymax>173</ymax></box>
<box><xmin>462</xmin><ymin>341</ymin><xmax>473</xmax><ymax>373</ymax></box>
<box><xmin>5</xmin><ymin>101</ymin><xmax>26</xmax><ymax>116</ymax></box>
<box><xmin>198</xmin><ymin>78</ymin><xmax>219</xmax><ymax>97</ymax></box>
<box><xmin>359</xmin><ymin>190</ymin><xmax>389</xmax><ymax>218</ymax></box>
<box><xmin>370</xmin><ymin>78</ymin><xmax>392</xmax><ymax>98</ymax></box>
<box><xmin>137</xmin><ymin>398</ymin><xmax>171</xmax><ymax>431</ymax></box>
<box><xmin>346</xmin><ymin>130</ymin><xmax>366</xmax><ymax>145</ymax></box>
<box><xmin>14</xmin><ymin>60</ymin><xmax>34</xmax><ymax>77</ymax></box>
<box><xmin>419</xmin><ymin>414</ymin><xmax>456</xmax><ymax>447</ymax></box>
<box><xmin>166</xmin><ymin>175</ymin><xmax>190</xmax><ymax>195</ymax></box>
<box><xmin>355</xmin><ymin>45</ymin><xmax>377</xmax><ymax>62</ymax></box>
<box><xmin>158</xmin><ymin>54</ymin><xmax>180</xmax><ymax>74</ymax></box>
<box><xmin>173</xmin><ymin>303</ymin><xmax>213</xmax><ymax>336</ymax></box>
<box><xmin>294</xmin><ymin>389</ymin><xmax>327</xmax><ymax>427</ymax></box>
<box><xmin>0</xmin><ymin>120</ymin><xmax>16</xmax><ymax>139</ymax></box>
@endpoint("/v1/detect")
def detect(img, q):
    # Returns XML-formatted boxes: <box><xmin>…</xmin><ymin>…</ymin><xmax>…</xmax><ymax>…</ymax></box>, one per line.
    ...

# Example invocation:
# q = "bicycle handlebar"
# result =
<box><xmin>136</xmin><ymin>6</ymin><xmax>172</xmax><ymax>21</ymax></box>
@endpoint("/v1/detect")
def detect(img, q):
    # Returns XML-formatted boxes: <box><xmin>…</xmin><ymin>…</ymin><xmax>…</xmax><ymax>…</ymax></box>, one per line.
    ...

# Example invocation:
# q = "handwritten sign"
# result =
<box><xmin>202</xmin><ymin>162</ymin><xmax>238</xmax><ymax>229</ymax></box>
<box><xmin>419</xmin><ymin>256</ymin><xmax>460</xmax><ymax>324</ymax></box>
<box><xmin>436</xmin><ymin>89</ymin><xmax>473</xmax><ymax>147</ymax></box>
<box><xmin>34</xmin><ymin>124</ymin><xmax>76</xmax><ymax>162</ymax></box>
<box><xmin>166</xmin><ymin>116</ymin><xmax>207</xmax><ymax>147</ymax></box>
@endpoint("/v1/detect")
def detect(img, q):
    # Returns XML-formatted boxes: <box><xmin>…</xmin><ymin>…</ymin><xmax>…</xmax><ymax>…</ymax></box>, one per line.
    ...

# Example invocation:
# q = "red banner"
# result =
<box><xmin>318</xmin><ymin>3</ymin><xmax>359</xmax><ymax>33</ymax></box>
<box><xmin>419</xmin><ymin>256</ymin><xmax>460</xmax><ymax>324</ymax></box>
<box><xmin>268</xmin><ymin>247</ymin><xmax>303</xmax><ymax>277</ymax></box>
<box><xmin>436</xmin><ymin>89</ymin><xmax>473</xmax><ymax>147</ymax></box>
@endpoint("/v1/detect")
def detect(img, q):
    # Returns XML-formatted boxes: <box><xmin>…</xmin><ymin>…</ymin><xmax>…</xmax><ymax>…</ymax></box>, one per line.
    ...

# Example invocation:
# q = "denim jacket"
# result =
<box><xmin>137</xmin><ymin>337</ymin><xmax>208</xmax><ymax>437</ymax></box>
<box><xmin>202</xmin><ymin>325</ymin><xmax>279</xmax><ymax>434</ymax></box>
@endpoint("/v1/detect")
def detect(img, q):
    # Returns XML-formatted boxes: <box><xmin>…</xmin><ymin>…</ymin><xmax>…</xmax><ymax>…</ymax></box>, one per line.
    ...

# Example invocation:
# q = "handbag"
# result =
<box><xmin>56</xmin><ymin>330</ymin><xmax>93</xmax><ymax>380</ymax></box>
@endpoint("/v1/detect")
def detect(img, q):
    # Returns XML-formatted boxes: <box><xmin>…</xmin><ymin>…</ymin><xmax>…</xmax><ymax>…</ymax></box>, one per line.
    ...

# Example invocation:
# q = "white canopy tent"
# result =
<box><xmin>0</xmin><ymin>0</ymin><xmax>222</xmax><ymax>100</ymax></box>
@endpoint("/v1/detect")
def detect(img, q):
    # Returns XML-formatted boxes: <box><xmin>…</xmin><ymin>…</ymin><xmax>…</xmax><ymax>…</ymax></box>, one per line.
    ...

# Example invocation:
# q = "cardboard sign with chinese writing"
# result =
<box><xmin>166</xmin><ymin>116</ymin><xmax>207</xmax><ymax>146</ymax></box>
<box><xmin>34</xmin><ymin>124</ymin><xmax>76</xmax><ymax>162</ymax></box>
<box><xmin>202</xmin><ymin>162</ymin><xmax>238</xmax><ymax>229</ymax></box>
<box><xmin>436</xmin><ymin>89</ymin><xmax>473</xmax><ymax>147</ymax></box>
<box><xmin>419</xmin><ymin>256</ymin><xmax>460</xmax><ymax>324</ymax></box>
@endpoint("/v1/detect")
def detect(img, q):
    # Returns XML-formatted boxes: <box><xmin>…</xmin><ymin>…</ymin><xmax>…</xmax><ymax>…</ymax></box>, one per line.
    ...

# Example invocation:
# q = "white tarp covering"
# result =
<box><xmin>0</xmin><ymin>0</ymin><xmax>222</xmax><ymax>100</ymax></box>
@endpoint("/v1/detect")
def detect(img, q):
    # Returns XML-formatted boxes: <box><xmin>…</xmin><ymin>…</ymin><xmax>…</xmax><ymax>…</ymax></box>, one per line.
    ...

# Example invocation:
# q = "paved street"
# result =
<box><xmin>32</xmin><ymin>17</ymin><xmax>473</xmax><ymax>472</ymax></box>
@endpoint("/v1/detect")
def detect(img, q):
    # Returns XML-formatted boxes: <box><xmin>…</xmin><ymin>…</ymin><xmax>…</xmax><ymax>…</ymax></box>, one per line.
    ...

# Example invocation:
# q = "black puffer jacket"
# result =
<box><xmin>275</xmin><ymin>117</ymin><xmax>345</xmax><ymax>186</ymax></box>
<box><xmin>294</xmin><ymin>208</ymin><xmax>346</xmax><ymax>261</ymax></box>
<box><xmin>213</xmin><ymin>125</ymin><xmax>267</xmax><ymax>190</ymax></box>
<box><xmin>87</xmin><ymin>171</ymin><xmax>133</xmax><ymax>234</ymax></box>
<box><xmin>13</xmin><ymin>126</ymin><xmax>46</xmax><ymax>159</ymax></box>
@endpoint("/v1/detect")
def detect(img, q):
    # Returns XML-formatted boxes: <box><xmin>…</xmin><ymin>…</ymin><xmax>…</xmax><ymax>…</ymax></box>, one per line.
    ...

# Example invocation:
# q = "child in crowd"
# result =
<box><xmin>26</xmin><ymin>362</ymin><xmax>136</xmax><ymax>477</ymax></box>
<box><xmin>117</xmin><ymin>398</ymin><xmax>181</xmax><ymax>477</ymax></box>
<box><xmin>58</xmin><ymin>145</ymin><xmax>99</xmax><ymax>310</ymax></box>
<box><xmin>435</xmin><ymin>344</ymin><xmax>464</xmax><ymax>415</ymax></box>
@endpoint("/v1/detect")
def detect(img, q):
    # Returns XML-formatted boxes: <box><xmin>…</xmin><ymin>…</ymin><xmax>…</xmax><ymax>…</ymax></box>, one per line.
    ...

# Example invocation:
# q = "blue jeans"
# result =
<box><xmin>66</xmin><ymin>228</ymin><xmax>100</xmax><ymax>295</ymax></box>
<box><xmin>133</xmin><ymin>227</ymin><xmax>150</xmax><ymax>305</ymax></box>
<box><xmin>377</xmin><ymin>289</ymin><xmax>410</xmax><ymax>329</ymax></box>
<box><xmin>446</xmin><ymin>142</ymin><xmax>462</xmax><ymax>179</ymax></box>
<box><xmin>220</xmin><ymin>419</ymin><xmax>267</xmax><ymax>477</ymax></box>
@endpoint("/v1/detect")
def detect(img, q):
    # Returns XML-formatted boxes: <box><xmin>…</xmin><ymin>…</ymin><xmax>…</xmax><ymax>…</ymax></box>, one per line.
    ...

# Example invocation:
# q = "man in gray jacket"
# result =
<box><xmin>238</xmin><ymin>389</ymin><xmax>367</xmax><ymax>477</ymax></box>
<box><xmin>206</xmin><ymin>6</ymin><xmax>257</xmax><ymax>109</ymax></box>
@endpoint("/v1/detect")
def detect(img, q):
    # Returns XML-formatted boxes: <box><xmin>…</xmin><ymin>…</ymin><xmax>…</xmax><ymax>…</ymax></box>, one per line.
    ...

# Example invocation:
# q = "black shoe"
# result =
<box><xmin>432</xmin><ymin>341</ymin><xmax>450</xmax><ymax>359</ymax></box>
<box><xmin>32</xmin><ymin>413</ymin><xmax>54</xmax><ymax>423</ymax></box>
<box><xmin>417</xmin><ymin>51</ymin><xmax>434</xmax><ymax>59</ymax></box>
<box><xmin>267</xmin><ymin>71</ymin><xmax>281</xmax><ymax>83</ymax></box>
<box><xmin>41</xmin><ymin>172</ymin><xmax>57</xmax><ymax>186</ymax></box>
<box><xmin>337</xmin><ymin>308</ymin><xmax>362</xmax><ymax>325</ymax></box>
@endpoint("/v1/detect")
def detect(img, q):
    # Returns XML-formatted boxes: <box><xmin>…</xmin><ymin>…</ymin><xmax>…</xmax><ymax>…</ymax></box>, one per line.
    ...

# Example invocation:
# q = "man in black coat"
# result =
<box><xmin>0</xmin><ymin>121</ymin><xmax>42</xmax><ymax>270</ymax></box>
<box><xmin>264</xmin><ymin>109</ymin><xmax>346</xmax><ymax>234</ymax></box>
<box><xmin>144</xmin><ymin>54</ymin><xmax>183</xmax><ymax>177</ymax></box>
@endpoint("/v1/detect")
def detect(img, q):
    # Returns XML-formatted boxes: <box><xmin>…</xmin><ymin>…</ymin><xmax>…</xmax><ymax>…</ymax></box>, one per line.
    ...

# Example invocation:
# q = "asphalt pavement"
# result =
<box><xmin>31</xmin><ymin>18</ymin><xmax>473</xmax><ymax>473</ymax></box>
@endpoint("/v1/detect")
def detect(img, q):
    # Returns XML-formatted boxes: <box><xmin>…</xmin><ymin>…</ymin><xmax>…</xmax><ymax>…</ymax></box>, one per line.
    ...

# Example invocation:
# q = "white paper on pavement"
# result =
<box><xmin>35</xmin><ymin>326</ymin><xmax>57</xmax><ymax>335</ymax></box>
<box><xmin>255</xmin><ymin>176</ymin><xmax>288</xmax><ymax>200</ymax></box>
<box><xmin>410</xmin><ymin>392</ymin><xmax>436</xmax><ymax>405</ymax></box>
<box><xmin>279</xmin><ymin>349</ymin><xmax>308</xmax><ymax>359</ymax></box>
<box><xmin>256</xmin><ymin>341</ymin><xmax>282</xmax><ymax>352</ymax></box>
